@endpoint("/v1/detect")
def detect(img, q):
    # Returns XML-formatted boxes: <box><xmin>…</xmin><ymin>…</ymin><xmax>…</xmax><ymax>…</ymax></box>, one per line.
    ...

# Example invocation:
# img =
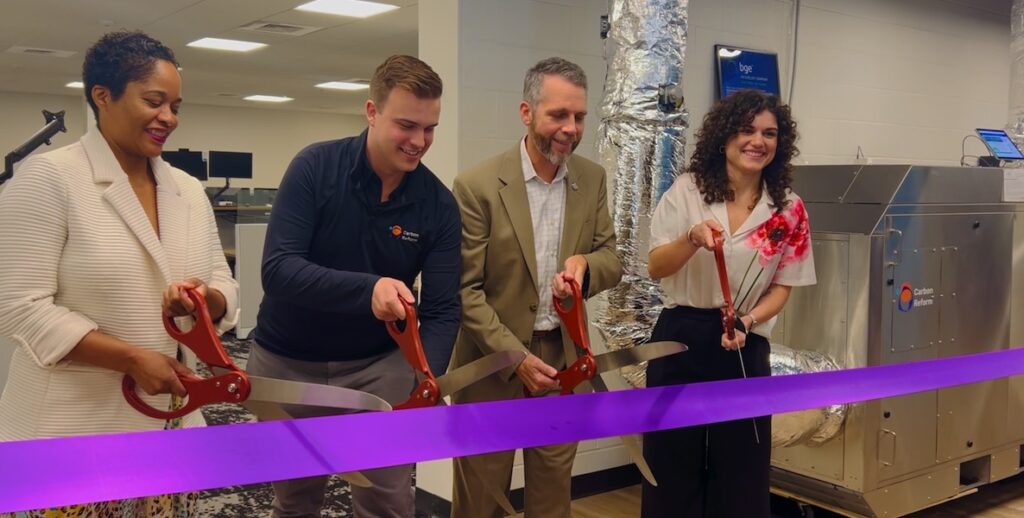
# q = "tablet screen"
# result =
<box><xmin>976</xmin><ymin>128</ymin><xmax>1024</xmax><ymax>160</ymax></box>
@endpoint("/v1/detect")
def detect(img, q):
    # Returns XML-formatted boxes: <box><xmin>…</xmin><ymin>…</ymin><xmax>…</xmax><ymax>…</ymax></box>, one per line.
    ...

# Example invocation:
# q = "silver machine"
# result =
<box><xmin>769</xmin><ymin>164</ymin><xmax>1024</xmax><ymax>517</ymax></box>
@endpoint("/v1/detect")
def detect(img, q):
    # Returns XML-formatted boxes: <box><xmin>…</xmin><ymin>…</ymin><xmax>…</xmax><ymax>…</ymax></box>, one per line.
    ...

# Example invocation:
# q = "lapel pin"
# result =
<box><xmin>570</xmin><ymin>181</ymin><xmax>579</xmax><ymax>191</ymax></box>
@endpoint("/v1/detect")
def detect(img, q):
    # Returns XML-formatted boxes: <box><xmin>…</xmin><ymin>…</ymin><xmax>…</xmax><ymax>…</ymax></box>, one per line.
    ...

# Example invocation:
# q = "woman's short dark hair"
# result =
<box><xmin>82</xmin><ymin>30</ymin><xmax>178</xmax><ymax>122</ymax></box>
<box><xmin>688</xmin><ymin>89</ymin><xmax>799</xmax><ymax>210</ymax></box>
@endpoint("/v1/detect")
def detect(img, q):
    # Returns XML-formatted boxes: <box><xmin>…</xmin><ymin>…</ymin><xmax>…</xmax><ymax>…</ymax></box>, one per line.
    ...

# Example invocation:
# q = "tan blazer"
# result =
<box><xmin>450</xmin><ymin>144</ymin><xmax>622</xmax><ymax>402</ymax></box>
<box><xmin>0</xmin><ymin>129</ymin><xmax>239</xmax><ymax>440</ymax></box>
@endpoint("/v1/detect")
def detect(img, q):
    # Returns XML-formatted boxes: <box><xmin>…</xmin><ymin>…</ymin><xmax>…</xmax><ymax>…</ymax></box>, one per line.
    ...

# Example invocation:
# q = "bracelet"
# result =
<box><xmin>747</xmin><ymin>312</ymin><xmax>759</xmax><ymax>328</ymax></box>
<box><xmin>686</xmin><ymin>223</ymin><xmax>702</xmax><ymax>247</ymax></box>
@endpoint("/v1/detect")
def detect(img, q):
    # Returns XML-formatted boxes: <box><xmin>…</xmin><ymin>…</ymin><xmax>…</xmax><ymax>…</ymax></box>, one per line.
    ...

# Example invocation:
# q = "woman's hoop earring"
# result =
<box><xmin>719</xmin><ymin>146</ymin><xmax>725</xmax><ymax>154</ymax></box>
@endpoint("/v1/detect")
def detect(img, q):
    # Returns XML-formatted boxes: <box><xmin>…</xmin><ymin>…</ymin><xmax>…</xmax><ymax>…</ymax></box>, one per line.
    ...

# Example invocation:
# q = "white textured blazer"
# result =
<box><xmin>0</xmin><ymin>128</ymin><xmax>239</xmax><ymax>440</ymax></box>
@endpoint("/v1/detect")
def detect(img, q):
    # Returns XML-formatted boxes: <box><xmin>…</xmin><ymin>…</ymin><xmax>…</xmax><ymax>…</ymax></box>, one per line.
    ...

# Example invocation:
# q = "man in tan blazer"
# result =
<box><xmin>450</xmin><ymin>57</ymin><xmax>623</xmax><ymax>518</ymax></box>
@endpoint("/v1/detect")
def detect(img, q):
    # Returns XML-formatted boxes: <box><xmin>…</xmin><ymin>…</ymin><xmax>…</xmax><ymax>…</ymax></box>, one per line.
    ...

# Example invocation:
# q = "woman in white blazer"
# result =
<box><xmin>0</xmin><ymin>31</ymin><xmax>238</xmax><ymax>516</ymax></box>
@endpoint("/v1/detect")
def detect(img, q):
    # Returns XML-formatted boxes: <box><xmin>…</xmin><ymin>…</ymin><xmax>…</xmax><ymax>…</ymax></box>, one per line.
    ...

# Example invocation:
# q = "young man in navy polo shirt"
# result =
<box><xmin>249</xmin><ymin>55</ymin><xmax>460</xmax><ymax>518</ymax></box>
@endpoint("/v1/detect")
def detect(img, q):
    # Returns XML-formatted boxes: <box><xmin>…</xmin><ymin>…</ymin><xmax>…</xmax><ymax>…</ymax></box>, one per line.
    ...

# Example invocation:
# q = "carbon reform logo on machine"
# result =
<box><xmin>898</xmin><ymin>282</ymin><xmax>914</xmax><ymax>312</ymax></box>
<box><xmin>897</xmin><ymin>282</ymin><xmax>935</xmax><ymax>312</ymax></box>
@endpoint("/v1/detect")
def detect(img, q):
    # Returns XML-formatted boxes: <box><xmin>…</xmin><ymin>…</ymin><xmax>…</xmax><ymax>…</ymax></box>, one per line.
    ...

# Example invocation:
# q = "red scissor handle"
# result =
<box><xmin>552</xmin><ymin>279</ymin><xmax>590</xmax><ymax>353</ymax></box>
<box><xmin>526</xmin><ymin>278</ymin><xmax>595</xmax><ymax>397</ymax></box>
<box><xmin>711</xmin><ymin>228</ymin><xmax>736</xmax><ymax>339</ymax></box>
<box><xmin>386</xmin><ymin>298</ymin><xmax>441</xmax><ymax>409</ymax></box>
<box><xmin>122</xmin><ymin>288</ymin><xmax>251</xmax><ymax>420</ymax></box>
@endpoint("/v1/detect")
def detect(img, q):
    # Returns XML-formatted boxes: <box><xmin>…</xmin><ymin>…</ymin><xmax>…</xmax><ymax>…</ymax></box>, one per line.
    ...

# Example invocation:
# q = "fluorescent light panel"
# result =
<box><xmin>65</xmin><ymin>81</ymin><xmax>84</xmax><ymax>88</ymax></box>
<box><xmin>187</xmin><ymin>38</ymin><xmax>266</xmax><ymax>52</ymax></box>
<box><xmin>315</xmin><ymin>81</ymin><xmax>370</xmax><ymax>91</ymax></box>
<box><xmin>244</xmin><ymin>95</ymin><xmax>293</xmax><ymax>103</ymax></box>
<box><xmin>296</xmin><ymin>0</ymin><xmax>398</xmax><ymax>18</ymax></box>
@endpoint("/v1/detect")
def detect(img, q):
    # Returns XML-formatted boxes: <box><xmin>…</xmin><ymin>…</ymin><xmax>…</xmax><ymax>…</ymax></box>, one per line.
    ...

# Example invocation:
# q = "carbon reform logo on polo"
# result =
<box><xmin>389</xmin><ymin>225</ymin><xmax>420</xmax><ymax>243</ymax></box>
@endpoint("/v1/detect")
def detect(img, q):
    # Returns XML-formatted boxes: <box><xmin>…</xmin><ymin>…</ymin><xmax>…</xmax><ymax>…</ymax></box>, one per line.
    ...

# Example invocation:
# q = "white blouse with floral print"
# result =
<box><xmin>649</xmin><ymin>173</ymin><xmax>817</xmax><ymax>338</ymax></box>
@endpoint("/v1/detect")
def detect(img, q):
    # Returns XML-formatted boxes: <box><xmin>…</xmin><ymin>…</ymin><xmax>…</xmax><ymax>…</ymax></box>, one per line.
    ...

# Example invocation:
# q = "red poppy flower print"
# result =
<box><xmin>782</xmin><ymin>199</ymin><xmax>810</xmax><ymax>265</ymax></box>
<box><xmin>747</xmin><ymin>212</ymin><xmax>791</xmax><ymax>266</ymax></box>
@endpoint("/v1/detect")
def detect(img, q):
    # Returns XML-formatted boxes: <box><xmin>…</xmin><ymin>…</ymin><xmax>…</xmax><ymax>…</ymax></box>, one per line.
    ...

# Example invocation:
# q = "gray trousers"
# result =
<box><xmin>246</xmin><ymin>343</ymin><xmax>417</xmax><ymax>518</ymax></box>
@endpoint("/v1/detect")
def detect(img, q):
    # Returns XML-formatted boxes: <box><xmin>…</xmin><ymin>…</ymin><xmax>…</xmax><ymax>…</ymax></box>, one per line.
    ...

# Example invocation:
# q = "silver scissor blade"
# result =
<box><xmin>212</xmin><ymin>367</ymin><xmax>392</xmax><ymax>412</ymax></box>
<box><xmin>249</xmin><ymin>375</ymin><xmax>392</xmax><ymax>412</ymax></box>
<box><xmin>435</xmin><ymin>350</ymin><xmax>527</xmax><ymax>398</ymax></box>
<box><xmin>592</xmin><ymin>341</ymin><xmax>687</xmax><ymax>374</ymax></box>
<box><xmin>589</xmin><ymin>374</ymin><xmax>658</xmax><ymax>486</ymax></box>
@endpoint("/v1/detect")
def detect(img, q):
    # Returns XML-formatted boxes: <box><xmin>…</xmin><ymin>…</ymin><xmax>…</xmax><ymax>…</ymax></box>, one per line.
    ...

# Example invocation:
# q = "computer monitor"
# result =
<box><xmin>715</xmin><ymin>45</ymin><xmax>781</xmax><ymax>99</ymax></box>
<box><xmin>976</xmin><ymin>129</ymin><xmax>1024</xmax><ymax>160</ymax></box>
<box><xmin>208</xmin><ymin>151</ymin><xmax>253</xmax><ymax>179</ymax></box>
<box><xmin>161</xmin><ymin>149</ymin><xmax>206</xmax><ymax>180</ymax></box>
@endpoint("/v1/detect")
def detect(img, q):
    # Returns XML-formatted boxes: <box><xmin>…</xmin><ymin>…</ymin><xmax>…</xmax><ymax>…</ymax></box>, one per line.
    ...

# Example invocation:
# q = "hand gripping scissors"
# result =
<box><xmin>122</xmin><ymin>288</ymin><xmax>392</xmax><ymax>421</ymax></box>
<box><xmin>526</xmin><ymin>279</ymin><xmax>687</xmax><ymax>489</ymax></box>
<box><xmin>386</xmin><ymin>299</ymin><xmax>526</xmax><ymax>410</ymax></box>
<box><xmin>711</xmin><ymin>228</ymin><xmax>760</xmax><ymax>443</ymax></box>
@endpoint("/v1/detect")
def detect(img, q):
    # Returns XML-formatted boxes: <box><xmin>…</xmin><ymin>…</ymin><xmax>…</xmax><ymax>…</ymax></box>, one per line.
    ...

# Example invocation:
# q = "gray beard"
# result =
<box><xmin>531</xmin><ymin>130</ymin><xmax>573</xmax><ymax>167</ymax></box>
<box><xmin>543</xmin><ymin>147</ymin><xmax>570</xmax><ymax>166</ymax></box>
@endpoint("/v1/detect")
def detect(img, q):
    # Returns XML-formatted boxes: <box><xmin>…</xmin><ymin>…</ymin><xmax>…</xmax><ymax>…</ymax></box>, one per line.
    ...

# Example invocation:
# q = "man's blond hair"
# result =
<box><xmin>370</xmin><ymin>55</ymin><xmax>443</xmax><ymax>107</ymax></box>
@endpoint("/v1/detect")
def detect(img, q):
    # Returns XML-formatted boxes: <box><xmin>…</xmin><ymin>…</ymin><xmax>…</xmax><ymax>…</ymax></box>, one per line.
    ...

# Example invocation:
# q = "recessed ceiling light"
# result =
<box><xmin>315</xmin><ymin>81</ymin><xmax>370</xmax><ymax>91</ymax></box>
<box><xmin>244</xmin><ymin>95</ymin><xmax>294</xmax><ymax>103</ymax></box>
<box><xmin>65</xmin><ymin>81</ymin><xmax>84</xmax><ymax>88</ymax></box>
<box><xmin>187</xmin><ymin>38</ymin><xmax>266</xmax><ymax>52</ymax></box>
<box><xmin>295</xmin><ymin>0</ymin><xmax>399</xmax><ymax>18</ymax></box>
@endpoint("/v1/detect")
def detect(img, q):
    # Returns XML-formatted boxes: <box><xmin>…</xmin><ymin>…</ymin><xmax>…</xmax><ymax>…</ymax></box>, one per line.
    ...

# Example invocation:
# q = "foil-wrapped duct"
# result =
<box><xmin>1010</xmin><ymin>0</ymin><xmax>1024</xmax><ymax>152</ymax></box>
<box><xmin>595</xmin><ymin>0</ymin><xmax>689</xmax><ymax>388</ymax></box>
<box><xmin>770</xmin><ymin>343</ymin><xmax>848</xmax><ymax>448</ymax></box>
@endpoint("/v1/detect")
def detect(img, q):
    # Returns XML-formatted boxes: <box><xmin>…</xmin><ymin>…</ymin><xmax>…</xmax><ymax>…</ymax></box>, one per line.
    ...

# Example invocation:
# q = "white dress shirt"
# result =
<box><xmin>520</xmin><ymin>137</ymin><xmax>568</xmax><ymax>331</ymax></box>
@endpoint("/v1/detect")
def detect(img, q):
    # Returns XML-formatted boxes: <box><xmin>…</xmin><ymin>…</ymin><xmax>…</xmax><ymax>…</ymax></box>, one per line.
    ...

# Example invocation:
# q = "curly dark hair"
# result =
<box><xmin>688</xmin><ymin>89</ymin><xmax>799</xmax><ymax>210</ymax></box>
<box><xmin>83</xmin><ymin>30</ymin><xmax>178</xmax><ymax>124</ymax></box>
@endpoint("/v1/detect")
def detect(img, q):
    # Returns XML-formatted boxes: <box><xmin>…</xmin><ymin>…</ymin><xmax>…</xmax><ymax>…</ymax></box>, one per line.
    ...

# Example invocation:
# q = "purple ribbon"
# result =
<box><xmin>2</xmin><ymin>346</ymin><xmax>1023</xmax><ymax>512</ymax></box>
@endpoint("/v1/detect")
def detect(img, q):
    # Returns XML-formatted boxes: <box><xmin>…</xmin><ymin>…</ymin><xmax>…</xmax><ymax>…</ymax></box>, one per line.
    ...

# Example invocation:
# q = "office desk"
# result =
<box><xmin>213</xmin><ymin>205</ymin><xmax>272</xmax><ymax>259</ymax></box>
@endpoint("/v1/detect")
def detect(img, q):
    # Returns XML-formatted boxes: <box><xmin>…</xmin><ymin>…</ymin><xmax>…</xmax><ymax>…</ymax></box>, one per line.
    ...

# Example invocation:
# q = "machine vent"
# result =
<box><xmin>239</xmin><ymin>22</ymin><xmax>322</xmax><ymax>36</ymax></box>
<box><xmin>5</xmin><ymin>46</ymin><xmax>76</xmax><ymax>58</ymax></box>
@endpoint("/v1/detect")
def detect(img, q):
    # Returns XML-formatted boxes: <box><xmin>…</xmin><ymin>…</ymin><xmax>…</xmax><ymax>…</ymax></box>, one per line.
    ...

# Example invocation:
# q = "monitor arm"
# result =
<box><xmin>1</xmin><ymin>110</ymin><xmax>67</xmax><ymax>185</ymax></box>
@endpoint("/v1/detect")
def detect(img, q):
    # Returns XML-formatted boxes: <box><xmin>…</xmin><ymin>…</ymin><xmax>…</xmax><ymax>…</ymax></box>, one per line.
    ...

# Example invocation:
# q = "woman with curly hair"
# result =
<box><xmin>0</xmin><ymin>31</ymin><xmax>237</xmax><ymax>517</ymax></box>
<box><xmin>640</xmin><ymin>89</ymin><xmax>816</xmax><ymax>517</ymax></box>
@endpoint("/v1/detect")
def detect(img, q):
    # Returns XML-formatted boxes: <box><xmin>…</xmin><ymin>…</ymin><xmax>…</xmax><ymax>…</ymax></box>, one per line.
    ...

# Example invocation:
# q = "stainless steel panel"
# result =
<box><xmin>792</xmin><ymin>165</ymin><xmax>861</xmax><ymax>203</ymax></box>
<box><xmin>938</xmin><ymin>247</ymin><xmax>959</xmax><ymax>354</ymax></box>
<box><xmin>805</xmin><ymin>203</ymin><xmax>887</xmax><ymax>236</ymax></box>
<box><xmin>863</xmin><ymin>465</ymin><xmax>959</xmax><ymax>517</ymax></box>
<box><xmin>778</xmin><ymin>237</ymin><xmax>849</xmax><ymax>366</ymax></box>
<box><xmin>1011</xmin><ymin>213</ymin><xmax>1024</xmax><ymax>348</ymax></box>
<box><xmin>843</xmin><ymin>165</ymin><xmax>911</xmax><ymax>204</ymax></box>
<box><xmin>889</xmin><ymin>247</ymin><xmax>941</xmax><ymax>354</ymax></box>
<box><xmin>772</xmin><ymin>468</ymin><xmax>874</xmax><ymax>517</ymax></box>
<box><xmin>1008</xmin><ymin>373</ymin><xmax>1024</xmax><ymax>441</ymax></box>
<box><xmin>990</xmin><ymin>445</ymin><xmax>1021</xmax><ymax>482</ymax></box>
<box><xmin>936</xmin><ymin>380</ymin><xmax>1008</xmax><ymax>461</ymax></box>
<box><xmin>935</xmin><ymin>213</ymin><xmax>1011</xmax><ymax>358</ymax></box>
<box><xmin>890</xmin><ymin>166</ymin><xmax>1004</xmax><ymax>205</ymax></box>
<box><xmin>876</xmin><ymin>392</ymin><xmax>937</xmax><ymax>482</ymax></box>
<box><xmin>1008</xmin><ymin>213</ymin><xmax>1024</xmax><ymax>444</ymax></box>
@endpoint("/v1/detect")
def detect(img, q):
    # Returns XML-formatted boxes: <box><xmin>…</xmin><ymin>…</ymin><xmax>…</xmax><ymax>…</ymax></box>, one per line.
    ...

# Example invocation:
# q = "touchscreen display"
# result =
<box><xmin>977</xmin><ymin>128</ymin><xmax>1024</xmax><ymax>160</ymax></box>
